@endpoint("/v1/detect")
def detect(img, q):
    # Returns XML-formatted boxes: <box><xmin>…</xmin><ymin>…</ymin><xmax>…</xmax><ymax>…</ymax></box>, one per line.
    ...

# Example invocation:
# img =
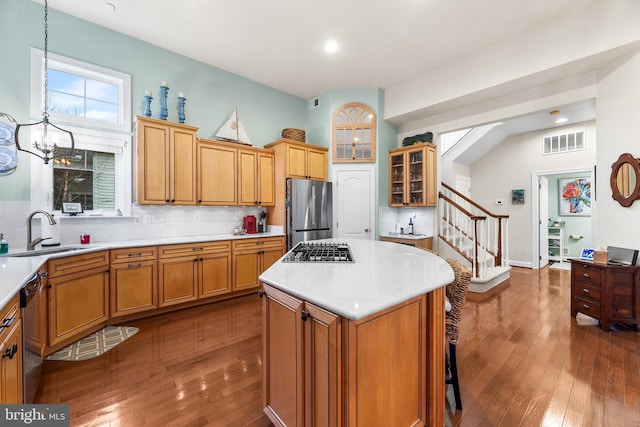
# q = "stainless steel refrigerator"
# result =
<box><xmin>286</xmin><ymin>178</ymin><xmax>333</xmax><ymax>249</ymax></box>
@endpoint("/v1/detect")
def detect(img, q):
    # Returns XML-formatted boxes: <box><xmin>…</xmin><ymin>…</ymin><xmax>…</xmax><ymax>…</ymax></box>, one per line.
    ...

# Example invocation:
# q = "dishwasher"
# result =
<box><xmin>20</xmin><ymin>271</ymin><xmax>44</xmax><ymax>404</ymax></box>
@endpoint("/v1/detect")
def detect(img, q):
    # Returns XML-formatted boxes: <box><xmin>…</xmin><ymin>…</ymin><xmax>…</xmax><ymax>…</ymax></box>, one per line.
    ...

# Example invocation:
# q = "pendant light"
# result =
<box><xmin>15</xmin><ymin>0</ymin><xmax>74</xmax><ymax>165</ymax></box>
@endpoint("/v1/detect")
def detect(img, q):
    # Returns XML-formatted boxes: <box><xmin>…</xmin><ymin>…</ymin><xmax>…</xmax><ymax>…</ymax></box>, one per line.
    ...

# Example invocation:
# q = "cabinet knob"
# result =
<box><xmin>165</xmin><ymin>199</ymin><xmax>170</xmax><ymax>203</ymax></box>
<box><xmin>1</xmin><ymin>344</ymin><xmax>17</xmax><ymax>360</ymax></box>
<box><xmin>301</xmin><ymin>310</ymin><xmax>311</xmax><ymax>321</ymax></box>
<box><xmin>583</xmin><ymin>273</ymin><xmax>590</xmax><ymax>278</ymax></box>
<box><xmin>258</xmin><ymin>290</ymin><xmax>266</xmax><ymax>298</ymax></box>
<box><xmin>583</xmin><ymin>304</ymin><xmax>590</xmax><ymax>310</ymax></box>
<box><xmin>171</xmin><ymin>199</ymin><xmax>176</xmax><ymax>203</ymax></box>
<box><xmin>582</xmin><ymin>288</ymin><xmax>589</xmax><ymax>294</ymax></box>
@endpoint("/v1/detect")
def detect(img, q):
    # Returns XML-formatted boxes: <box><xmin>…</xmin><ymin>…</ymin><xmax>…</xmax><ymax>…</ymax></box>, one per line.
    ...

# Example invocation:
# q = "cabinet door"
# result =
<box><xmin>158</xmin><ymin>256</ymin><xmax>198</xmax><ymax>307</ymax></box>
<box><xmin>233</xmin><ymin>250</ymin><xmax>260</xmax><ymax>291</ymax></box>
<box><xmin>389</xmin><ymin>151</ymin><xmax>406</xmax><ymax>206</ymax></box>
<box><xmin>262</xmin><ymin>284</ymin><xmax>304</xmax><ymax>427</ymax></box>
<box><xmin>110</xmin><ymin>260</ymin><xmax>158</xmax><ymax>317</ymax></box>
<box><xmin>170</xmin><ymin>127</ymin><xmax>196</xmax><ymax>205</ymax></box>
<box><xmin>262</xmin><ymin>246</ymin><xmax>285</xmax><ymax>272</ymax></box>
<box><xmin>138</xmin><ymin>121</ymin><xmax>170</xmax><ymax>204</ymax></box>
<box><xmin>238</xmin><ymin>149</ymin><xmax>258</xmax><ymax>205</ymax></box>
<box><xmin>424</xmin><ymin>144</ymin><xmax>437</xmax><ymax>206</ymax></box>
<box><xmin>304</xmin><ymin>302</ymin><xmax>340</xmax><ymax>427</ymax></box>
<box><xmin>48</xmin><ymin>267</ymin><xmax>109</xmax><ymax>348</ymax></box>
<box><xmin>406</xmin><ymin>146</ymin><xmax>427</xmax><ymax>206</ymax></box>
<box><xmin>0</xmin><ymin>321</ymin><xmax>23</xmax><ymax>404</ymax></box>
<box><xmin>286</xmin><ymin>144</ymin><xmax>308</xmax><ymax>179</ymax></box>
<box><xmin>258</xmin><ymin>151</ymin><xmax>275</xmax><ymax>206</ymax></box>
<box><xmin>197</xmin><ymin>141</ymin><xmax>238</xmax><ymax>205</ymax></box>
<box><xmin>199</xmin><ymin>253</ymin><xmax>232</xmax><ymax>298</ymax></box>
<box><xmin>307</xmin><ymin>147</ymin><xmax>328</xmax><ymax>181</ymax></box>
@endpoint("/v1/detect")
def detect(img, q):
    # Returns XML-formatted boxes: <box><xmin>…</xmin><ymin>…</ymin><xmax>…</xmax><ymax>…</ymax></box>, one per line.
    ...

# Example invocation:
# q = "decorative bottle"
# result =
<box><xmin>408</xmin><ymin>218</ymin><xmax>414</xmax><ymax>235</ymax></box>
<box><xmin>0</xmin><ymin>233</ymin><xmax>8</xmax><ymax>254</ymax></box>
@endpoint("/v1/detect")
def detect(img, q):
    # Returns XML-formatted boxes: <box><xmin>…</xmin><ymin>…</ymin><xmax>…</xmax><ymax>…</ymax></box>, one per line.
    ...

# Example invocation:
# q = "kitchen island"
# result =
<box><xmin>259</xmin><ymin>239</ymin><xmax>454</xmax><ymax>426</ymax></box>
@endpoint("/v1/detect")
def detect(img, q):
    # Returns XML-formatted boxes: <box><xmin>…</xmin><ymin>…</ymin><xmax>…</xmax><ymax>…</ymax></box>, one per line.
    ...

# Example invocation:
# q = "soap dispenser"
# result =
<box><xmin>0</xmin><ymin>233</ymin><xmax>8</xmax><ymax>254</ymax></box>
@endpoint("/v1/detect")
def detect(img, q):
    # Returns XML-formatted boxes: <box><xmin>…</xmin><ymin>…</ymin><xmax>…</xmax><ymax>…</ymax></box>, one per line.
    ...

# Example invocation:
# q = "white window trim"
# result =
<box><xmin>29</xmin><ymin>47</ymin><xmax>131</xmax><ymax>133</ymax></box>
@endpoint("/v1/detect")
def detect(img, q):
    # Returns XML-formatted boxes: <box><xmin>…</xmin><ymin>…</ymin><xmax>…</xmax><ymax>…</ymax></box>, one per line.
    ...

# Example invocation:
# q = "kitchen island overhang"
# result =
<box><xmin>259</xmin><ymin>239</ymin><xmax>454</xmax><ymax>426</ymax></box>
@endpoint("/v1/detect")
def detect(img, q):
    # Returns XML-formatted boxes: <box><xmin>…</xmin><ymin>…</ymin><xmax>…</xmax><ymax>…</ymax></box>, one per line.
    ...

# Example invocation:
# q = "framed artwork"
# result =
<box><xmin>511</xmin><ymin>189</ymin><xmax>525</xmax><ymax>205</ymax></box>
<box><xmin>580</xmin><ymin>248</ymin><xmax>595</xmax><ymax>261</ymax></box>
<box><xmin>559</xmin><ymin>178</ymin><xmax>591</xmax><ymax>216</ymax></box>
<box><xmin>62</xmin><ymin>202</ymin><xmax>83</xmax><ymax>216</ymax></box>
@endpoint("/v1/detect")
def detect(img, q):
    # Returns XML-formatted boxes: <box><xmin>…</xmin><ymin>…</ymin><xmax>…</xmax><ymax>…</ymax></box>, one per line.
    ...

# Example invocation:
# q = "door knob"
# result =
<box><xmin>364</xmin><ymin>228</ymin><xmax>370</xmax><ymax>232</ymax></box>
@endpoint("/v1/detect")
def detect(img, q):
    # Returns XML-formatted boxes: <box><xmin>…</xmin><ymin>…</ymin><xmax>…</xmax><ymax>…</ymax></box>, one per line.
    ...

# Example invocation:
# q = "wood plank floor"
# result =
<box><xmin>36</xmin><ymin>266</ymin><xmax>640</xmax><ymax>426</ymax></box>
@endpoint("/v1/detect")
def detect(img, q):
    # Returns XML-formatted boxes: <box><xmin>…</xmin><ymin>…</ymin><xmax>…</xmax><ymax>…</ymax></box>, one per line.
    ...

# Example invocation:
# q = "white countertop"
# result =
<box><xmin>0</xmin><ymin>232</ymin><xmax>284</xmax><ymax>310</ymax></box>
<box><xmin>259</xmin><ymin>239</ymin><xmax>453</xmax><ymax>320</ymax></box>
<box><xmin>381</xmin><ymin>233</ymin><xmax>433</xmax><ymax>240</ymax></box>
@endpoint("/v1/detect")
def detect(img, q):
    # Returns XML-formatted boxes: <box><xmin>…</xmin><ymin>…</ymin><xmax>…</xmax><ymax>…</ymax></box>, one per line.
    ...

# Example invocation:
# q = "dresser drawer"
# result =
<box><xmin>572</xmin><ymin>263</ymin><xmax>602</xmax><ymax>285</ymax></box>
<box><xmin>573</xmin><ymin>296</ymin><xmax>601</xmax><ymax>319</ymax></box>
<box><xmin>572</xmin><ymin>281</ymin><xmax>601</xmax><ymax>302</ymax></box>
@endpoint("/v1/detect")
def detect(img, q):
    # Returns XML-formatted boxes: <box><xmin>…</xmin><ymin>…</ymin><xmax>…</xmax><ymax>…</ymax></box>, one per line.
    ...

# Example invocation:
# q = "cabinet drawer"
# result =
<box><xmin>611</xmin><ymin>296</ymin><xmax>634</xmax><ymax>319</ymax></box>
<box><xmin>572</xmin><ymin>281</ymin><xmax>601</xmax><ymax>302</ymax></box>
<box><xmin>48</xmin><ymin>250</ymin><xmax>109</xmax><ymax>278</ymax></box>
<box><xmin>232</xmin><ymin>236</ymin><xmax>285</xmax><ymax>251</ymax></box>
<box><xmin>572</xmin><ymin>263</ymin><xmax>601</xmax><ymax>285</ymax></box>
<box><xmin>159</xmin><ymin>241</ymin><xmax>231</xmax><ymax>259</ymax></box>
<box><xmin>0</xmin><ymin>294</ymin><xmax>20</xmax><ymax>343</ymax></box>
<box><xmin>110</xmin><ymin>246</ymin><xmax>158</xmax><ymax>263</ymax></box>
<box><xmin>573</xmin><ymin>296</ymin><xmax>601</xmax><ymax>319</ymax></box>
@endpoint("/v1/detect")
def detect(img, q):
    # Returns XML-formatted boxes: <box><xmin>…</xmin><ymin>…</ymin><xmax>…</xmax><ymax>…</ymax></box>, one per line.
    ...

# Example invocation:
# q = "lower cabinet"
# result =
<box><xmin>110</xmin><ymin>247</ymin><xmax>158</xmax><ymax>317</ymax></box>
<box><xmin>0</xmin><ymin>294</ymin><xmax>22</xmax><ymax>404</ymax></box>
<box><xmin>261</xmin><ymin>283</ymin><xmax>429</xmax><ymax>426</ymax></box>
<box><xmin>158</xmin><ymin>241</ymin><xmax>232</xmax><ymax>307</ymax></box>
<box><xmin>47</xmin><ymin>251</ymin><xmax>110</xmax><ymax>351</ymax></box>
<box><xmin>232</xmin><ymin>237</ymin><xmax>285</xmax><ymax>291</ymax></box>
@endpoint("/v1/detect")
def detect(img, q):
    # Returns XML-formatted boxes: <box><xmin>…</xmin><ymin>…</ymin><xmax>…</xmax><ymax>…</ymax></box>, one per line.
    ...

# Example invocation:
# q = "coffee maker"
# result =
<box><xmin>243</xmin><ymin>215</ymin><xmax>258</xmax><ymax>234</ymax></box>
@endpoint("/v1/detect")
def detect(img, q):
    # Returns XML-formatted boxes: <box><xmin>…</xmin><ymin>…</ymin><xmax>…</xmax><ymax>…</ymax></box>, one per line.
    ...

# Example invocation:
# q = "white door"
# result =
<box><xmin>455</xmin><ymin>175</ymin><xmax>471</xmax><ymax>198</ymax></box>
<box><xmin>539</xmin><ymin>176</ymin><xmax>550</xmax><ymax>268</ymax></box>
<box><xmin>335</xmin><ymin>169</ymin><xmax>373</xmax><ymax>240</ymax></box>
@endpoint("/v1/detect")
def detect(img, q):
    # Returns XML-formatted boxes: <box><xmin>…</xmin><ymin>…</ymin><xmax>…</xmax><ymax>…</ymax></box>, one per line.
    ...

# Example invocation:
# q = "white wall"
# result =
<box><xmin>595</xmin><ymin>51</ymin><xmax>640</xmax><ymax>250</ymax></box>
<box><xmin>469</xmin><ymin>121</ymin><xmax>596</xmax><ymax>265</ymax></box>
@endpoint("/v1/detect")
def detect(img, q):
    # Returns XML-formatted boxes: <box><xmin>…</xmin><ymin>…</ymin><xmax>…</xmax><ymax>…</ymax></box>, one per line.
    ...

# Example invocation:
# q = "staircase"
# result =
<box><xmin>438</xmin><ymin>183</ymin><xmax>510</xmax><ymax>292</ymax></box>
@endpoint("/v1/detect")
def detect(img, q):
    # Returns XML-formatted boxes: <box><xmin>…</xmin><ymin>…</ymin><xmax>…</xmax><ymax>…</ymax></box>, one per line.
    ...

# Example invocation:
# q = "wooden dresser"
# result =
<box><xmin>570</xmin><ymin>259</ymin><xmax>640</xmax><ymax>331</ymax></box>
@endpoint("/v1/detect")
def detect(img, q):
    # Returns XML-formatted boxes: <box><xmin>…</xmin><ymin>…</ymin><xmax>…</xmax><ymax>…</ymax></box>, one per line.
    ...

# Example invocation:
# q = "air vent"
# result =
<box><xmin>543</xmin><ymin>130</ymin><xmax>585</xmax><ymax>155</ymax></box>
<box><xmin>309</xmin><ymin>97</ymin><xmax>320</xmax><ymax>110</ymax></box>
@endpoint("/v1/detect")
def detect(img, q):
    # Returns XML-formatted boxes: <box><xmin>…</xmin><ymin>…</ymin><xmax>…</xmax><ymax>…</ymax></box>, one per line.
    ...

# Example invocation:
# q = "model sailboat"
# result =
<box><xmin>215</xmin><ymin>108</ymin><xmax>252</xmax><ymax>145</ymax></box>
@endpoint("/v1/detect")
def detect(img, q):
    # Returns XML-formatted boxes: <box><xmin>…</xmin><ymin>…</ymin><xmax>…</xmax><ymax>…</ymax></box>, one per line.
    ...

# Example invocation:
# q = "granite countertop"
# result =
<box><xmin>0</xmin><ymin>232</ymin><xmax>284</xmax><ymax>309</ymax></box>
<box><xmin>259</xmin><ymin>238</ymin><xmax>453</xmax><ymax>320</ymax></box>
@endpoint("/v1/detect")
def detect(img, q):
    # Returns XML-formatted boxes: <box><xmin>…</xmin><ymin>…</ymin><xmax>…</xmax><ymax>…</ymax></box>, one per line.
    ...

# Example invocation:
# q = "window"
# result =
<box><xmin>543</xmin><ymin>130</ymin><xmax>585</xmax><ymax>155</ymax></box>
<box><xmin>29</xmin><ymin>48</ymin><xmax>132</xmax><ymax>216</ymax></box>
<box><xmin>333</xmin><ymin>103</ymin><xmax>376</xmax><ymax>163</ymax></box>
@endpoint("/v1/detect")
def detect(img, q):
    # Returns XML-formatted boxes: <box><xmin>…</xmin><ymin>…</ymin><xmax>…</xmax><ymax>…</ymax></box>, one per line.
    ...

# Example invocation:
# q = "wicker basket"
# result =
<box><xmin>282</xmin><ymin>128</ymin><xmax>306</xmax><ymax>142</ymax></box>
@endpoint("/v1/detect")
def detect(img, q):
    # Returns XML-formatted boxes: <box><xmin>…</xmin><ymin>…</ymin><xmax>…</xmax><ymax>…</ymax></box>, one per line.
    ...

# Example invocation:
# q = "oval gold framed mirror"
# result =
<box><xmin>610</xmin><ymin>153</ymin><xmax>640</xmax><ymax>207</ymax></box>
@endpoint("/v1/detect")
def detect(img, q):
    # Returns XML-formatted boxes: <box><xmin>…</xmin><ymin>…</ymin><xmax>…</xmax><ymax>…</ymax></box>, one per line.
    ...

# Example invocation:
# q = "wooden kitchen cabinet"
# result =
<box><xmin>238</xmin><ymin>148</ymin><xmax>275</xmax><ymax>206</ymax></box>
<box><xmin>158</xmin><ymin>241</ymin><xmax>232</xmax><ymax>307</ymax></box>
<box><xmin>136</xmin><ymin>116</ymin><xmax>198</xmax><ymax>205</ymax></box>
<box><xmin>110</xmin><ymin>246</ymin><xmax>158</xmax><ymax>317</ymax></box>
<box><xmin>196</xmin><ymin>138</ymin><xmax>238</xmax><ymax>205</ymax></box>
<box><xmin>261</xmin><ymin>284</ymin><xmax>429</xmax><ymax>426</ymax></box>
<box><xmin>570</xmin><ymin>259</ymin><xmax>640</xmax><ymax>331</ymax></box>
<box><xmin>265</xmin><ymin>139</ymin><xmax>329</xmax><ymax>229</ymax></box>
<box><xmin>232</xmin><ymin>237</ymin><xmax>285</xmax><ymax>291</ymax></box>
<box><xmin>389</xmin><ymin>143</ymin><xmax>437</xmax><ymax>207</ymax></box>
<box><xmin>0</xmin><ymin>294</ymin><xmax>22</xmax><ymax>404</ymax></box>
<box><xmin>46</xmin><ymin>251</ymin><xmax>110</xmax><ymax>351</ymax></box>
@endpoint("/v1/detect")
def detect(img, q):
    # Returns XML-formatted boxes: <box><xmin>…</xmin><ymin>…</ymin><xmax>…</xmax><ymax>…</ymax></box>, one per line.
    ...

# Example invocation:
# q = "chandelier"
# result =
<box><xmin>15</xmin><ymin>0</ymin><xmax>74</xmax><ymax>165</ymax></box>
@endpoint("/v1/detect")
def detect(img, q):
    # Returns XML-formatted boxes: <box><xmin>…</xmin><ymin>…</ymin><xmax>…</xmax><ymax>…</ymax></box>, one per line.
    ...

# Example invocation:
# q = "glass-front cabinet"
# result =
<box><xmin>389</xmin><ymin>143</ymin><xmax>436</xmax><ymax>207</ymax></box>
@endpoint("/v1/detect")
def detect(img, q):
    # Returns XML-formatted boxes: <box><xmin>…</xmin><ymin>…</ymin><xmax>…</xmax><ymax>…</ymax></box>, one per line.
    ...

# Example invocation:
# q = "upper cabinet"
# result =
<box><xmin>196</xmin><ymin>139</ymin><xmax>238</xmax><ymax>206</ymax></box>
<box><xmin>265</xmin><ymin>139</ymin><xmax>328</xmax><ymax>181</ymax></box>
<box><xmin>135</xmin><ymin>116</ymin><xmax>198</xmax><ymax>205</ymax></box>
<box><xmin>389</xmin><ymin>143</ymin><xmax>437</xmax><ymax>207</ymax></box>
<box><xmin>238</xmin><ymin>148</ymin><xmax>275</xmax><ymax>206</ymax></box>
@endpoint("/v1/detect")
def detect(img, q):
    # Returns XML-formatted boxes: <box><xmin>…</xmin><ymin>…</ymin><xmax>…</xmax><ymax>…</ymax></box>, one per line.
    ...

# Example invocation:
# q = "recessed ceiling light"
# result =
<box><xmin>324</xmin><ymin>40</ymin><xmax>338</xmax><ymax>53</ymax></box>
<box><xmin>555</xmin><ymin>117</ymin><xmax>568</xmax><ymax>124</ymax></box>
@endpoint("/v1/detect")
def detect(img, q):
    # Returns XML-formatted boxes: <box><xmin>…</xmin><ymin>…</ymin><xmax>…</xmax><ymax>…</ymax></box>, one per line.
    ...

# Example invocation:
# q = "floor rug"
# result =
<box><xmin>549</xmin><ymin>262</ymin><xmax>571</xmax><ymax>271</ymax></box>
<box><xmin>576</xmin><ymin>313</ymin><xmax>600</xmax><ymax>326</ymax></box>
<box><xmin>46</xmin><ymin>325</ymin><xmax>138</xmax><ymax>361</ymax></box>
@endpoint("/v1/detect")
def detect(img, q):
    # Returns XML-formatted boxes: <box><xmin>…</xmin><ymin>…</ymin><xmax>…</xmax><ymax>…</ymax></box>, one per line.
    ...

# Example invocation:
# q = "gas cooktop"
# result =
<box><xmin>283</xmin><ymin>242</ymin><xmax>354</xmax><ymax>263</ymax></box>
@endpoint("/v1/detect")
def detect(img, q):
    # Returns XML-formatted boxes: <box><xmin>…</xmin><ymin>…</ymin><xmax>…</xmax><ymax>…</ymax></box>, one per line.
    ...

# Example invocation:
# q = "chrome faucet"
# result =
<box><xmin>27</xmin><ymin>210</ymin><xmax>56</xmax><ymax>251</ymax></box>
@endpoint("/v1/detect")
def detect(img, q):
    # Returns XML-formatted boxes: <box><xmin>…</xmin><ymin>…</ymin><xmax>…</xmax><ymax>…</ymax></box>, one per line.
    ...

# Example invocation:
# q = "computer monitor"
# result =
<box><xmin>606</xmin><ymin>246</ymin><xmax>639</xmax><ymax>265</ymax></box>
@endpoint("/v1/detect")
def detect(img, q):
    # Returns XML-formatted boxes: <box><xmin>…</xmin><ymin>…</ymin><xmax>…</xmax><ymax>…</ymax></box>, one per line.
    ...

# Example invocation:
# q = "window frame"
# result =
<box><xmin>332</xmin><ymin>102</ymin><xmax>376</xmax><ymax>163</ymax></box>
<box><xmin>29</xmin><ymin>48</ymin><xmax>132</xmax><ymax>217</ymax></box>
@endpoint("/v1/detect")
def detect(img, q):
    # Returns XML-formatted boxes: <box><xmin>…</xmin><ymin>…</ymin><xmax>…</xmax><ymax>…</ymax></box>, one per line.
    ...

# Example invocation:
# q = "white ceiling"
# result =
<box><xmin>42</xmin><ymin>0</ymin><xmax>595</xmax><ymax>101</ymax></box>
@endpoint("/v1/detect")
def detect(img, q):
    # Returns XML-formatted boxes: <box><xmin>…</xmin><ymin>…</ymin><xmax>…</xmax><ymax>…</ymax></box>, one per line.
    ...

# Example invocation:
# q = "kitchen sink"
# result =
<box><xmin>1</xmin><ymin>246</ymin><xmax>88</xmax><ymax>258</ymax></box>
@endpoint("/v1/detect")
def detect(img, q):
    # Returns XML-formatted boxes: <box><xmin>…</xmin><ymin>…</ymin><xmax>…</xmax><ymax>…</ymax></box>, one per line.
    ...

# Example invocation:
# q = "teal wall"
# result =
<box><xmin>0</xmin><ymin>0</ymin><xmax>307</xmax><ymax>201</ymax></box>
<box><xmin>548</xmin><ymin>173</ymin><xmax>592</xmax><ymax>258</ymax></box>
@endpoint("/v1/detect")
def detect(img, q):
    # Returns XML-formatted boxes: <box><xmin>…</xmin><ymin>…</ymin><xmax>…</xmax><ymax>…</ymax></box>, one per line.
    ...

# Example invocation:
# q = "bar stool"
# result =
<box><xmin>445</xmin><ymin>258</ymin><xmax>471</xmax><ymax>411</ymax></box>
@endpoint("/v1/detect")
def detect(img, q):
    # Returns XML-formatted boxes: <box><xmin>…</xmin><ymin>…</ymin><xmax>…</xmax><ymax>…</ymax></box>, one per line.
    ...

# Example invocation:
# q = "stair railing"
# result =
<box><xmin>439</xmin><ymin>183</ymin><xmax>509</xmax><ymax>277</ymax></box>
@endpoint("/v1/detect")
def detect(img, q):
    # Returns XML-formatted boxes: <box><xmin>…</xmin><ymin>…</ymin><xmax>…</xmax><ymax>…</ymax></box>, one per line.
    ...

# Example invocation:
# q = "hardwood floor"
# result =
<box><xmin>36</xmin><ymin>266</ymin><xmax>640</xmax><ymax>426</ymax></box>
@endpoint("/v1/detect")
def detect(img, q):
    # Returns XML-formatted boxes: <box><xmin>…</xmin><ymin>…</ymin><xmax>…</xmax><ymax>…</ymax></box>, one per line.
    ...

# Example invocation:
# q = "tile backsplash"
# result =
<box><xmin>379</xmin><ymin>207</ymin><xmax>434</xmax><ymax>237</ymax></box>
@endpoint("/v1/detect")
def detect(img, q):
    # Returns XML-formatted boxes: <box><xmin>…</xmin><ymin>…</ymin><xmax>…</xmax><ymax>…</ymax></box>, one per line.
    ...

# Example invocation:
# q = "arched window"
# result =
<box><xmin>333</xmin><ymin>103</ymin><xmax>376</xmax><ymax>163</ymax></box>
